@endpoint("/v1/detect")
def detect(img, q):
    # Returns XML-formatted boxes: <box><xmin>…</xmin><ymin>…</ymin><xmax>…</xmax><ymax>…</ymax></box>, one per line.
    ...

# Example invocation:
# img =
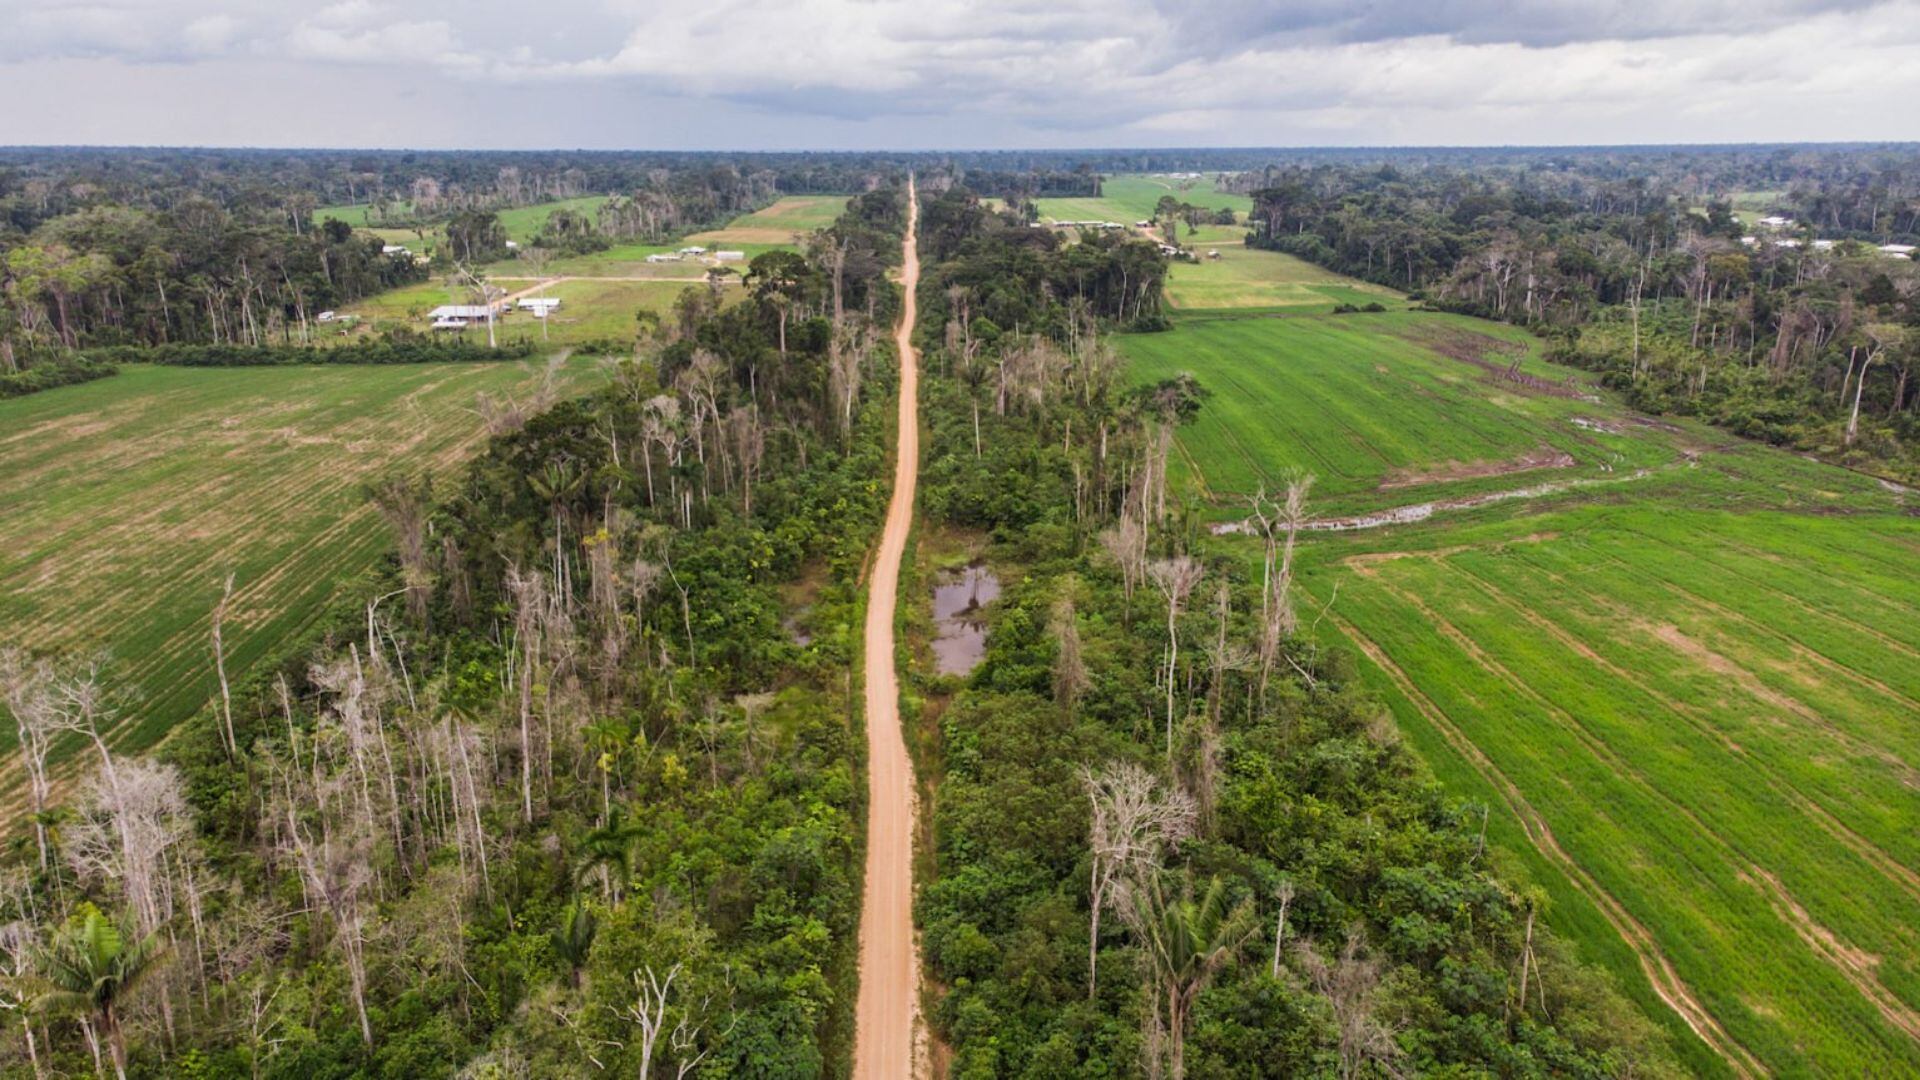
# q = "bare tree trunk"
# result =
<box><xmin>212</xmin><ymin>573</ymin><xmax>238</xmax><ymax>759</ymax></box>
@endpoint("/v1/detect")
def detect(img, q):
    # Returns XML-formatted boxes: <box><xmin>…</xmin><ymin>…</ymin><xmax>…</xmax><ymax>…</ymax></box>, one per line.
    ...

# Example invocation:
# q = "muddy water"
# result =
<box><xmin>931</xmin><ymin>563</ymin><xmax>1001</xmax><ymax>676</ymax></box>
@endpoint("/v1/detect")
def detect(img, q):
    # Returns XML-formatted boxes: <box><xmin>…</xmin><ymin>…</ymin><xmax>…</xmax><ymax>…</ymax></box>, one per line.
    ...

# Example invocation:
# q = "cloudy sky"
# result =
<box><xmin>1</xmin><ymin>0</ymin><xmax>1916</xmax><ymax>149</ymax></box>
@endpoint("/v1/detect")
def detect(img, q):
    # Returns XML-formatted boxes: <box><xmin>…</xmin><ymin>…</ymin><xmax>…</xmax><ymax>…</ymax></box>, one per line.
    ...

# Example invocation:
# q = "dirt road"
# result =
<box><xmin>853</xmin><ymin>177</ymin><xmax>922</xmax><ymax>1079</ymax></box>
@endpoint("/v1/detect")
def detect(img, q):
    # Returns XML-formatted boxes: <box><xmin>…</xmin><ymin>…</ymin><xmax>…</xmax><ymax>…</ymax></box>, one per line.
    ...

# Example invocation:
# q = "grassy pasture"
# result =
<box><xmin>0</xmin><ymin>359</ymin><xmax>601</xmax><ymax>767</ymax></box>
<box><xmin>683</xmin><ymin>195</ymin><xmax>847</xmax><ymax>247</ymax></box>
<box><xmin>337</xmin><ymin>276</ymin><xmax>711</xmax><ymax>347</ymax></box>
<box><xmin>1121</xmin><ymin>312</ymin><xmax>1656</xmax><ymax>513</ymax></box>
<box><xmin>314</xmin><ymin>195</ymin><xmax>611</xmax><ymax>243</ymax></box>
<box><xmin>492</xmin><ymin>195</ymin><xmax>612</xmax><ymax>241</ymax></box>
<box><xmin>1036</xmin><ymin>174</ymin><xmax>1251</xmax><ymax>223</ymax></box>
<box><xmin>1131</xmin><ymin>301</ymin><xmax>1920</xmax><ymax>1074</ymax></box>
<box><xmin>1163</xmin><ymin>247</ymin><xmax>1404</xmax><ymax>311</ymax></box>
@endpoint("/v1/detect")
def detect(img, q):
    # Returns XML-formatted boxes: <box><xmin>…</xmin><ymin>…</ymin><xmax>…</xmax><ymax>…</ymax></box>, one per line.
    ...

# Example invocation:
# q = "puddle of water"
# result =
<box><xmin>931</xmin><ymin>563</ymin><xmax>1000</xmax><ymax>676</ymax></box>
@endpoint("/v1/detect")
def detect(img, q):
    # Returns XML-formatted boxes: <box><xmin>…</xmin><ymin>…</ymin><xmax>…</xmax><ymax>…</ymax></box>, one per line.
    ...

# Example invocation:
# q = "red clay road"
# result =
<box><xmin>852</xmin><ymin>176</ymin><xmax>922</xmax><ymax>1078</ymax></box>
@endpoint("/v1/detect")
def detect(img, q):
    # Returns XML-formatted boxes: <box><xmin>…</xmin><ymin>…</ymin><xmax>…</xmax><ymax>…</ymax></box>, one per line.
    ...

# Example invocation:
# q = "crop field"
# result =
<box><xmin>1121</xmin><ymin>312</ymin><xmax>1636</xmax><ymax>512</ymax></box>
<box><xmin>492</xmin><ymin>195</ymin><xmax>613</xmax><ymax>241</ymax></box>
<box><xmin>1036</xmin><ymin>173</ymin><xmax>1250</xmax><ymax>223</ymax></box>
<box><xmin>1162</xmin><ymin>247</ymin><xmax>1404</xmax><ymax>311</ymax></box>
<box><xmin>314</xmin><ymin>195</ymin><xmax>610</xmax><ymax>242</ymax></box>
<box><xmin>0</xmin><ymin>358</ymin><xmax>601</xmax><ymax>768</ymax></box>
<box><xmin>1135</xmin><ymin>302</ymin><xmax>1920</xmax><ymax>1075</ymax></box>
<box><xmin>687</xmin><ymin>194</ymin><xmax>847</xmax><ymax>245</ymax></box>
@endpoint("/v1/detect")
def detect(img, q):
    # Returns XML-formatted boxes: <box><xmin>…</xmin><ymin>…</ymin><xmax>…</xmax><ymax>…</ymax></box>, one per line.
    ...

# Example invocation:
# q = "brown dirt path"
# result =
<box><xmin>853</xmin><ymin>176</ymin><xmax>924</xmax><ymax>1079</ymax></box>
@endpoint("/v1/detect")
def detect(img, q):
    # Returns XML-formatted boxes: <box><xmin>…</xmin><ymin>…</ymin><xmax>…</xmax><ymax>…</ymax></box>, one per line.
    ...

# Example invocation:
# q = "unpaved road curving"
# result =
<box><xmin>853</xmin><ymin>176</ymin><xmax>922</xmax><ymax>1078</ymax></box>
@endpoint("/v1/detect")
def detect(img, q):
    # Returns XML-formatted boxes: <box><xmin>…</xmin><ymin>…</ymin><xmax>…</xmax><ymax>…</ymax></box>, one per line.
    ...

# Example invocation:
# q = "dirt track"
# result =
<box><xmin>852</xmin><ymin>176</ymin><xmax>922</xmax><ymax>1078</ymax></box>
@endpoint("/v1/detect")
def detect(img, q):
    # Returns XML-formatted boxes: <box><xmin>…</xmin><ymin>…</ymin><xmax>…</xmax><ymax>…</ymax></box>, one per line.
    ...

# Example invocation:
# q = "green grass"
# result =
<box><xmin>1036</xmin><ymin>174</ymin><xmax>1251</xmax><ymax>223</ymax></box>
<box><xmin>1163</xmin><ymin>248</ymin><xmax>1404</xmax><ymax>312</ymax></box>
<box><xmin>1121</xmin><ymin>311</ymin><xmax>1645</xmax><ymax>512</ymax></box>
<box><xmin>1129</xmin><ymin>302</ymin><xmax>1920</xmax><ymax>1075</ymax></box>
<box><xmin>672</xmin><ymin>195</ymin><xmax>847</xmax><ymax>250</ymax></box>
<box><xmin>0</xmin><ymin>359</ymin><xmax>603</xmax><ymax>764</ymax></box>
<box><xmin>492</xmin><ymin>195</ymin><xmax>613</xmax><ymax>242</ymax></box>
<box><xmin>337</xmin><ymin>276</ymin><xmax>712</xmax><ymax>347</ymax></box>
<box><xmin>314</xmin><ymin>195</ymin><xmax>610</xmax><ymax>243</ymax></box>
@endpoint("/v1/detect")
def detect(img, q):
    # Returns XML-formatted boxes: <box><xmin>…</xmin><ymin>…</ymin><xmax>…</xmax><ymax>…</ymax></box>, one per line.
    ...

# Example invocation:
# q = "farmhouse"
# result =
<box><xmin>381</xmin><ymin>244</ymin><xmax>410</xmax><ymax>256</ymax></box>
<box><xmin>1881</xmin><ymin>243</ymin><xmax>1916</xmax><ymax>258</ymax></box>
<box><xmin>646</xmin><ymin>253</ymin><xmax>683</xmax><ymax>263</ymax></box>
<box><xmin>1757</xmin><ymin>215</ymin><xmax>1794</xmax><ymax>229</ymax></box>
<box><xmin>680</xmin><ymin>245</ymin><xmax>708</xmax><ymax>255</ymax></box>
<box><xmin>516</xmin><ymin>297</ymin><xmax>560</xmax><ymax>312</ymax></box>
<box><xmin>714</xmin><ymin>250</ymin><xmax>746</xmax><ymax>262</ymax></box>
<box><xmin>427</xmin><ymin>302</ymin><xmax>509</xmax><ymax>329</ymax></box>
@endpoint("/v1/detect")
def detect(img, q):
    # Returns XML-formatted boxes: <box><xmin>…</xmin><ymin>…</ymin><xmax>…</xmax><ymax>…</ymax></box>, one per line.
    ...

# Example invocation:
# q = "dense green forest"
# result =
<box><xmin>907</xmin><ymin>187</ymin><xmax>1674</xmax><ymax>1077</ymax></box>
<box><xmin>1238</xmin><ymin>154</ymin><xmax>1920</xmax><ymax>479</ymax></box>
<box><xmin>0</xmin><ymin>186</ymin><xmax>908</xmax><ymax>1078</ymax></box>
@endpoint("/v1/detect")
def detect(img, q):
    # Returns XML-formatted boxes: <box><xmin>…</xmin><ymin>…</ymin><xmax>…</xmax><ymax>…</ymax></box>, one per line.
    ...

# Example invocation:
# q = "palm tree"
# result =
<box><xmin>39</xmin><ymin>907</ymin><xmax>166</xmax><ymax>1080</ymax></box>
<box><xmin>549</xmin><ymin>901</ymin><xmax>598</xmax><ymax>989</ymax></box>
<box><xmin>576</xmin><ymin>805</ymin><xmax>643</xmax><ymax>905</ymax></box>
<box><xmin>1130</xmin><ymin>874</ymin><xmax>1257</xmax><ymax>1080</ymax></box>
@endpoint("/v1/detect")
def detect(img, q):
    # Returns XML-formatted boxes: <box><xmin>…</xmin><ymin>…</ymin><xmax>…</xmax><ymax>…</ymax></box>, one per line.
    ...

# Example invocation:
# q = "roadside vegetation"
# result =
<box><xmin>907</xmin><ymin>183</ymin><xmax>1673</xmax><ymax>1078</ymax></box>
<box><xmin>0</xmin><ymin>186</ymin><xmax>910</xmax><ymax>1078</ymax></box>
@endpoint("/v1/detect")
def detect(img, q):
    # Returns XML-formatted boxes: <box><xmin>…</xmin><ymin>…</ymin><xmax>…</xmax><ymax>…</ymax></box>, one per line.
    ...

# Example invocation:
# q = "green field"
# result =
<box><xmin>1036</xmin><ymin>173</ymin><xmax>1251</xmax><ymax>223</ymax></box>
<box><xmin>314</xmin><ymin>195</ymin><xmax>610</xmax><ymax>243</ymax></box>
<box><xmin>1125</xmin><ymin>273</ymin><xmax>1920</xmax><ymax>1071</ymax></box>
<box><xmin>0</xmin><ymin>358</ymin><xmax>600</xmax><ymax>767</ymax></box>
<box><xmin>338</xmin><ymin>276</ymin><xmax>710</xmax><ymax>346</ymax></box>
<box><xmin>1163</xmin><ymin>248</ymin><xmax>1404</xmax><ymax>312</ymax></box>
<box><xmin>492</xmin><ymin>195</ymin><xmax>613</xmax><ymax>241</ymax></box>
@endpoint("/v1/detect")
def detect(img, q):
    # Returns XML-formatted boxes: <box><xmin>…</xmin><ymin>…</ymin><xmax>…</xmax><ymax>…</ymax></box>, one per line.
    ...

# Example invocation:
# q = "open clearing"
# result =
<box><xmin>1127</xmin><ymin>281</ymin><xmax>1920</xmax><ymax>1073</ymax></box>
<box><xmin>1036</xmin><ymin>176</ymin><xmax>1398</xmax><ymax>311</ymax></box>
<box><xmin>1035</xmin><ymin>173</ymin><xmax>1250</xmax><ymax>222</ymax></box>
<box><xmin>0</xmin><ymin>358</ymin><xmax>601</xmax><ymax>766</ymax></box>
<box><xmin>338</xmin><ymin>276</ymin><xmax>707</xmax><ymax>346</ymax></box>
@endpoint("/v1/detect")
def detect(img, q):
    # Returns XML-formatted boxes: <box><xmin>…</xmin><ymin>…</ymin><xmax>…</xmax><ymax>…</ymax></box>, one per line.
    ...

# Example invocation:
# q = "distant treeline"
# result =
<box><xmin>1237</xmin><ymin>154</ymin><xmax>1920</xmax><ymax>480</ymax></box>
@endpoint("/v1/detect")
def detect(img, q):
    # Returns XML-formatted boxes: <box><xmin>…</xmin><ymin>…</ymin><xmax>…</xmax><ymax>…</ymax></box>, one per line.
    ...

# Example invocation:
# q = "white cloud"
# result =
<box><xmin>0</xmin><ymin>0</ymin><xmax>1914</xmax><ymax>147</ymax></box>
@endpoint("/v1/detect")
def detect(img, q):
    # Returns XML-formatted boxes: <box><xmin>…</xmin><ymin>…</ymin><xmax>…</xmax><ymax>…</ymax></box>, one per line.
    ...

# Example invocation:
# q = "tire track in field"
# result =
<box><xmin>1743</xmin><ymin>866</ymin><xmax>1920</xmax><ymax>1044</ymax></box>
<box><xmin>1568</xmin><ymin>543</ymin><xmax>1920</xmax><ymax>748</ymax></box>
<box><xmin>1446</xmin><ymin>558</ymin><xmax>1920</xmax><ymax>910</ymax></box>
<box><xmin>1594</xmin><ymin>537</ymin><xmax>1920</xmax><ymax>712</ymax></box>
<box><xmin>1454</xmin><ymin>553</ymin><xmax>1920</xmax><ymax>786</ymax></box>
<box><xmin>1356</xmin><ymin>568</ymin><xmax>1738</xmax><ymax>854</ymax></box>
<box><xmin>1321</xmin><ymin>607</ymin><xmax>1763</xmax><ymax>1077</ymax></box>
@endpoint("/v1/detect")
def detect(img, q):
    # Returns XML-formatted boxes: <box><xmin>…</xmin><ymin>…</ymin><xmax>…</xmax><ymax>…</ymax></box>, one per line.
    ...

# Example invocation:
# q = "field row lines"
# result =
<box><xmin>1445</xmin><ymin>556</ymin><xmax>1920</xmax><ymax>909</ymax></box>
<box><xmin>1320</xmin><ymin>608</ymin><xmax>1764</xmax><ymax>1077</ymax></box>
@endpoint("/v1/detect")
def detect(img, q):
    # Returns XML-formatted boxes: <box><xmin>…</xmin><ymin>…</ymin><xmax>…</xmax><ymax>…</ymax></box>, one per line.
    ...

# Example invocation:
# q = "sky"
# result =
<box><xmin>1</xmin><ymin>0</ymin><xmax>1917</xmax><ymax>150</ymax></box>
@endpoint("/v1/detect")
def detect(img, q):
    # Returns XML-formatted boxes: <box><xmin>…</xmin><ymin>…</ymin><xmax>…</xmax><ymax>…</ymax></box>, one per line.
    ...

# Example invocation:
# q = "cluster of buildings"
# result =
<box><xmin>1736</xmin><ymin>214</ymin><xmax>1915</xmax><ymax>258</ymax></box>
<box><xmin>426</xmin><ymin>296</ymin><xmax>562</xmax><ymax>330</ymax></box>
<box><xmin>644</xmin><ymin>246</ymin><xmax>748</xmax><ymax>265</ymax></box>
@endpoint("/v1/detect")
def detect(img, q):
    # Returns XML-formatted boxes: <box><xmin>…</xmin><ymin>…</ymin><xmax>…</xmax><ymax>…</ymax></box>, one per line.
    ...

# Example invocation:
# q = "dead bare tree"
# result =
<box><xmin>1148</xmin><ymin>557</ymin><xmax>1204</xmax><ymax>759</ymax></box>
<box><xmin>0</xmin><ymin>920</ymin><xmax>45</xmax><ymax>1080</ymax></box>
<box><xmin>622</xmin><ymin>962</ymin><xmax>682</xmax><ymax>1079</ymax></box>
<box><xmin>1296</xmin><ymin>930</ymin><xmax>1401</xmax><ymax>1080</ymax></box>
<box><xmin>211</xmin><ymin>573</ymin><xmax>239</xmax><ymax>758</ymax></box>
<box><xmin>1270</xmin><ymin>879</ymin><xmax>1295</xmax><ymax>979</ymax></box>
<box><xmin>726</xmin><ymin>406</ymin><xmax>766</xmax><ymax>516</ymax></box>
<box><xmin>1081</xmin><ymin>761</ymin><xmax>1195</xmax><ymax>1000</ymax></box>
<box><xmin>1248</xmin><ymin>472</ymin><xmax>1315</xmax><ymax>703</ymax></box>
<box><xmin>368</xmin><ymin>475</ymin><xmax>435</xmax><ymax>626</ymax></box>
<box><xmin>1098</xmin><ymin>507</ymin><xmax>1148</xmax><ymax>627</ymax></box>
<box><xmin>0</xmin><ymin>649</ymin><xmax>59</xmax><ymax>870</ymax></box>
<box><xmin>1050</xmin><ymin>592</ymin><xmax>1089</xmax><ymax>713</ymax></box>
<box><xmin>828</xmin><ymin>320</ymin><xmax>873</xmax><ymax>442</ymax></box>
